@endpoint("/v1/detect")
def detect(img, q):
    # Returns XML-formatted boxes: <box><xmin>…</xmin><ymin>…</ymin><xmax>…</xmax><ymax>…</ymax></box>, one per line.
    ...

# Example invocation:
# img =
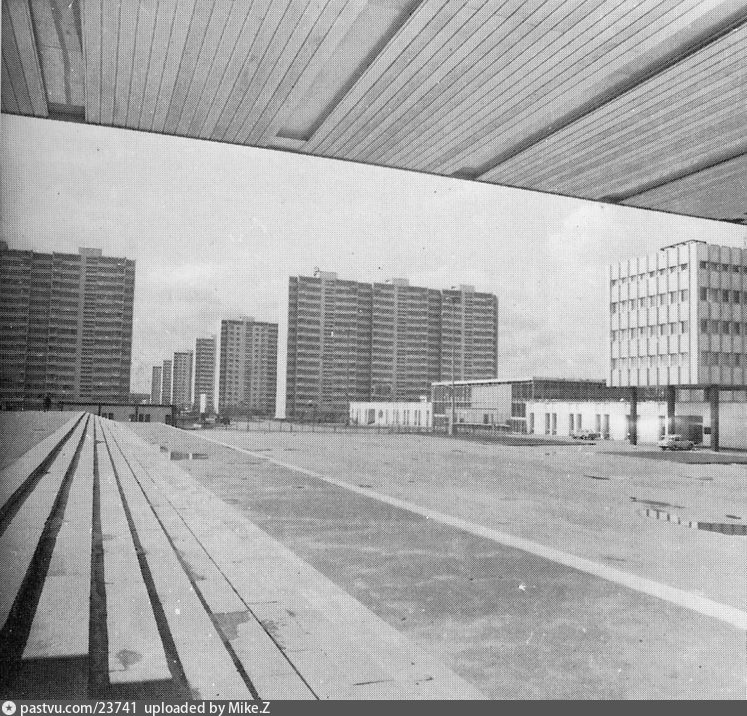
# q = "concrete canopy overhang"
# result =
<box><xmin>3</xmin><ymin>0</ymin><xmax>747</xmax><ymax>223</ymax></box>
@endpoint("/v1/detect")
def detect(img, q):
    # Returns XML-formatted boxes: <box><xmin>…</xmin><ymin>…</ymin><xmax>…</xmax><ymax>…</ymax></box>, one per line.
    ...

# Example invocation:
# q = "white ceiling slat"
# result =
<box><xmin>254</xmin><ymin>0</ymin><xmax>367</xmax><ymax>144</ymax></box>
<box><xmin>4</xmin><ymin>0</ymin><xmax>47</xmax><ymax>116</ymax></box>
<box><xmin>366</xmin><ymin>0</ymin><xmax>549</xmax><ymax>164</ymax></box>
<box><xmin>125</xmin><ymin>0</ymin><xmax>159</xmax><ymax>126</ymax></box>
<box><xmin>113</xmin><ymin>0</ymin><xmax>140</xmax><ymax>126</ymax></box>
<box><xmin>206</xmin><ymin>0</ymin><xmax>278</xmax><ymax>140</ymax></box>
<box><xmin>222</xmin><ymin>0</ymin><xmax>317</xmax><ymax>144</ymax></box>
<box><xmin>163</xmin><ymin>0</ymin><xmax>217</xmax><ymax>135</ymax></box>
<box><xmin>420</xmin><ymin>0</ymin><xmax>689</xmax><ymax>174</ymax></box>
<box><xmin>321</xmin><ymin>0</ymin><xmax>476</xmax><ymax>158</ymax></box>
<box><xmin>518</xmin><ymin>52</ymin><xmax>747</xmax><ymax>190</ymax></box>
<box><xmin>2</xmin><ymin>54</ymin><xmax>21</xmax><ymax>113</ymax></box>
<box><xmin>354</xmin><ymin>0</ymin><xmax>520</xmax><ymax>163</ymax></box>
<box><xmin>375</xmin><ymin>0</ymin><xmax>582</xmax><ymax>167</ymax></box>
<box><xmin>82</xmin><ymin>0</ymin><xmax>101</xmax><ymax>122</ymax></box>
<box><xmin>489</xmin><ymin>33</ymin><xmax>746</xmax><ymax>186</ymax></box>
<box><xmin>232</xmin><ymin>0</ymin><xmax>331</xmax><ymax>144</ymax></box>
<box><xmin>150</xmin><ymin>0</ymin><xmax>199</xmax><ymax>133</ymax></box>
<box><xmin>630</xmin><ymin>158</ymin><xmax>747</xmax><ymax>206</ymax></box>
<box><xmin>29</xmin><ymin>0</ymin><xmax>84</xmax><ymax>108</ymax></box>
<box><xmin>550</xmin><ymin>91</ymin><xmax>747</xmax><ymax>198</ymax></box>
<box><xmin>2</xmin><ymin>5</ymin><xmax>34</xmax><ymax>115</ymax></box>
<box><xmin>626</xmin><ymin>156</ymin><xmax>747</xmax><ymax>219</ymax></box>
<box><xmin>521</xmin><ymin>4</ymin><xmax>747</xmax><ymax>183</ymax></box>
<box><xmin>138</xmin><ymin>0</ymin><xmax>181</xmax><ymax>129</ymax></box>
<box><xmin>333</xmin><ymin>0</ymin><xmax>492</xmax><ymax>159</ymax></box>
<box><xmin>304</xmin><ymin>0</ymin><xmax>451</xmax><ymax>154</ymax></box>
<box><xmin>175</xmin><ymin>0</ymin><xmax>234</xmax><ymax>136</ymax></box>
<box><xmin>99</xmin><ymin>0</ymin><xmax>121</xmax><ymax>125</ymax></box>
<box><xmin>188</xmin><ymin>3</ymin><xmax>257</xmax><ymax>137</ymax></box>
<box><xmin>432</xmin><ymin>0</ymin><xmax>733</xmax><ymax>176</ymax></box>
<box><xmin>571</xmin><ymin>113</ymin><xmax>747</xmax><ymax>202</ymax></box>
<box><xmin>238</xmin><ymin>0</ymin><xmax>354</xmax><ymax>145</ymax></box>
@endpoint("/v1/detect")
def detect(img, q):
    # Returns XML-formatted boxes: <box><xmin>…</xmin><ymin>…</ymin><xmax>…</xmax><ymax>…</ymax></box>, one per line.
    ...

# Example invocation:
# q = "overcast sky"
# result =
<box><xmin>2</xmin><ymin>115</ymin><xmax>746</xmax><ymax>394</ymax></box>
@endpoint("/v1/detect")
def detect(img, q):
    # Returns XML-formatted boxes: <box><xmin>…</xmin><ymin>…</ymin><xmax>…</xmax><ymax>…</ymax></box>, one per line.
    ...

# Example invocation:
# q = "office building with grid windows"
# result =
<box><xmin>609</xmin><ymin>240</ymin><xmax>747</xmax><ymax>388</ymax></box>
<box><xmin>0</xmin><ymin>243</ymin><xmax>135</xmax><ymax>407</ymax></box>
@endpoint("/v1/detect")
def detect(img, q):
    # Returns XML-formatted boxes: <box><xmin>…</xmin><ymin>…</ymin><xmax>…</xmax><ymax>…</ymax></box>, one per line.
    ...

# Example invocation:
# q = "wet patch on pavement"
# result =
<box><xmin>640</xmin><ymin>507</ymin><xmax>747</xmax><ymax>536</ymax></box>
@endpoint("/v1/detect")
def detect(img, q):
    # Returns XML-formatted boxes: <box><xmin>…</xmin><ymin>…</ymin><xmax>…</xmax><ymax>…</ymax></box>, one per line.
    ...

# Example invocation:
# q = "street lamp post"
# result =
<box><xmin>447</xmin><ymin>291</ymin><xmax>459</xmax><ymax>436</ymax></box>
<box><xmin>451</xmin><ymin>336</ymin><xmax>456</xmax><ymax>436</ymax></box>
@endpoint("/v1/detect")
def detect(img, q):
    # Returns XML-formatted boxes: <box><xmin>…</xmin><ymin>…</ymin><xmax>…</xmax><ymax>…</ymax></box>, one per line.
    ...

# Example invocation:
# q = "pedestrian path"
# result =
<box><xmin>0</xmin><ymin>414</ymin><xmax>481</xmax><ymax>700</ymax></box>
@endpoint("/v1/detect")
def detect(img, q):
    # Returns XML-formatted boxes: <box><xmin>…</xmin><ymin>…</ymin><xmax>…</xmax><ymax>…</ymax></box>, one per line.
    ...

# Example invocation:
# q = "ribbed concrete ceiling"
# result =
<box><xmin>3</xmin><ymin>0</ymin><xmax>746</xmax><ymax>223</ymax></box>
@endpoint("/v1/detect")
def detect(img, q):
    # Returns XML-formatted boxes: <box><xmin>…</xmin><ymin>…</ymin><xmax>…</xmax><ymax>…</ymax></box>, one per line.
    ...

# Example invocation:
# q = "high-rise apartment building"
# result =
<box><xmin>441</xmin><ymin>285</ymin><xmax>499</xmax><ymax>382</ymax></box>
<box><xmin>610</xmin><ymin>240</ymin><xmax>747</xmax><ymax>388</ymax></box>
<box><xmin>285</xmin><ymin>272</ymin><xmax>499</xmax><ymax>420</ymax></box>
<box><xmin>151</xmin><ymin>365</ymin><xmax>162</xmax><ymax>404</ymax></box>
<box><xmin>194</xmin><ymin>336</ymin><xmax>216</xmax><ymax>413</ymax></box>
<box><xmin>172</xmin><ymin>351</ymin><xmax>193</xmax><ymax>410</ymax></box>
<box><xmin>371</xmin><ymin>279</ymin><xmax>442</xmax><ymax>401</ymax></box>
<box><xmin>161</xmin><ymin>359</ymin><xmax>172</xmax><ymax>404</ymax></box>
<box><xmin>286</xmin><ymin>272</ymin><xmax>373</xmax><ymax>419</ymax></box>
<box><xmin>218</xmin><ymin>317</ymin><xmax>278</xmax><ymax>415</ymax></box>
<box><xmin>0</xmin><ymin>243</ymin><xmax>135</xmax><ymax>406</ymax></box>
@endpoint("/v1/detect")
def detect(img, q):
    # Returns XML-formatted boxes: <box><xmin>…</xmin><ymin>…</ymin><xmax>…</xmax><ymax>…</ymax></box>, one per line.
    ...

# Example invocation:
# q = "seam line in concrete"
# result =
<box><xmin>193</xmin><ymin>431</ymin><xmax>747</xmax><ymax>632</ymax></box>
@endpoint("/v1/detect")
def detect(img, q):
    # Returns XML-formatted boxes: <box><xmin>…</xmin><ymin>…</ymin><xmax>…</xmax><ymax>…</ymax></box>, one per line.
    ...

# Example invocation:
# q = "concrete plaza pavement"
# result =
<box><xmin>129</xmin><ymin>423</ymin><xmax>747</xmax><ymax>698</ymax></box>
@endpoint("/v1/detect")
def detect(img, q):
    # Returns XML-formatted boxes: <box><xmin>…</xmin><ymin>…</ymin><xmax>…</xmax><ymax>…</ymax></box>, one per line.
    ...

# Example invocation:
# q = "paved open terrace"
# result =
<box><xmin>1</xmin><ymin>413</ymin><xmax>745</xmax><ymax>699</ymax></box>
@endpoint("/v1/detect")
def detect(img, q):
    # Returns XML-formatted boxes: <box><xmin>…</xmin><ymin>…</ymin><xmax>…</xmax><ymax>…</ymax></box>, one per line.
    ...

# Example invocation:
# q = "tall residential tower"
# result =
<box><xmin>0</xmin><ymin>244</ymin><xmax>135</xmax><ymax>406</ymax></box>
<box><xmin>172</xmin><ymin>351</ymin><xmax>193</xmax><ymax>410</ymax></box>
<box><xmin>218</xmin><ymin>317</ymin><xmax>278</xmax><ymax>416</ymax></box>
<box><xmin>285</xmin><ymin>272</ymin><xmax>499</xmax><ymax>420</ymax></box>
<box><xmin>151</xmin><ymin>365</ymin><xmax>162</xmax><ymax>404</ymax></box>
<box><xmin>194</xmin><ymin>336</ymin><xmax>216</xmax><ymax>413</ymax></box>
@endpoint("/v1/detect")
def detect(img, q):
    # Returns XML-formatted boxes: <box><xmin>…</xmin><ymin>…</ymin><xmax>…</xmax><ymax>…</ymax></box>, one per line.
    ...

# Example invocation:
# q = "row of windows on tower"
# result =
<box><xmin>611</xmin><ymin>322</ymin><xmax>689</xmax><ymax>340</ymax></box>
<box><xmin>611</xmin><ymin>264</ymin><xmax>688</xmax><ymax>285</ymax></box>
<box><xmin>610</xmin><ymin>291</ymin><xmax>688</xmax><ymax>312</ymax></box>
<box><xmin>611</xmin><ymin>354</ymin><xmax>689</xmax><ymax>369</ymax></box>
<box><xmin>699</xmin><ymin>261</ymin><xmax>747</xmax><ymax>274</ymax></box>
<box><xmin>699</xmin><ymin>288</ymin><xmax>747</xmax><ymax>303</ymax></box>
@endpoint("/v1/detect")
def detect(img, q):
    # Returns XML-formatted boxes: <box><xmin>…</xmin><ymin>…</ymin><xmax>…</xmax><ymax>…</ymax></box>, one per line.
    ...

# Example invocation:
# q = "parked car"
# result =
<box><xmin>657</xmin><ymin>434</ymin><xmax>694</xmax><ymax>451</ymax></box>
<box><xmin>571</xmin><ymin>429</ymin><xmax>601</xmax><ymax>440</ymax></box>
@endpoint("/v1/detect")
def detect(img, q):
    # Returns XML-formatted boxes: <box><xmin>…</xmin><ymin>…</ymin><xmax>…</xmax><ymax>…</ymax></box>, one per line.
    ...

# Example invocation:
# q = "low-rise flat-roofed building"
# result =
<box><xmin>0</xmin><ymin>243</ymin><xmax>135</xmax><ymax>407</ymax></box>
<box><xmin>432</xmin><ymin>377</ymin><xmax>627</xmax><ymax>433</ymax></box>
<box><xmin>349</xmin><ymin>398</ymin><xmax>432</xmax><ymax>429</ymax></box>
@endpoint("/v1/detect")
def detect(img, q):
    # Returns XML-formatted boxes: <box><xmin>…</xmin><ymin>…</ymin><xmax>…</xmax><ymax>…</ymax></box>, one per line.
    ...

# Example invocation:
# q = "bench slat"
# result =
<box><xmin>103</xmin><ymin>422</ymin><xmax>252</xmax><ymax>699</ymax></box>
<box><xmin>0</xmin><ymin>413</ymin><xmax>83</xmax><ymax>514</ymax></box>
<box><xmin>22</xmin><ymin>417</ymin><xmax>95</xmax><ymax>660</ymax></box>
<box><xmin>96</xmin><ymin>419</ymin><xmax>171</xmax><ymax>685</ymax></box>
<box><xmin>110</xmin><ymin>426</ymin><xmax>317</xmax><ymax>700</ymax></box>
<box><xmin>0</xmin><ymin>416</ymin><xmax>88</xmax><ymax>631</ymax></box>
